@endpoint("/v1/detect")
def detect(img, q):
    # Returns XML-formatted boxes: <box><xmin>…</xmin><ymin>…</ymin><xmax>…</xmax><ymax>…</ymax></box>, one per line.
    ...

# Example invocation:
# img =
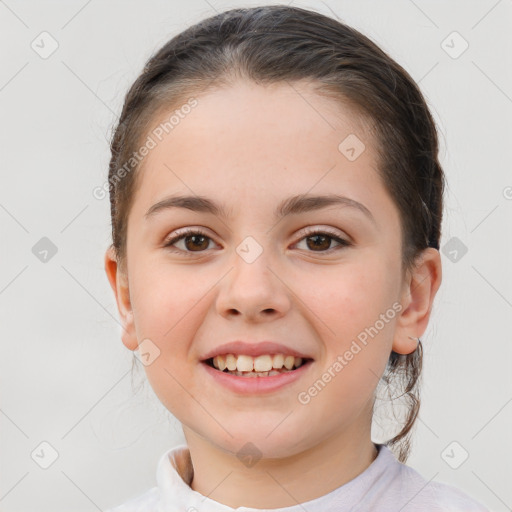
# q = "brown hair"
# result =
<box><xmin>107</xmin><ymin>4</ymin><xmax>445</xmax><ymax>463</ymax></box>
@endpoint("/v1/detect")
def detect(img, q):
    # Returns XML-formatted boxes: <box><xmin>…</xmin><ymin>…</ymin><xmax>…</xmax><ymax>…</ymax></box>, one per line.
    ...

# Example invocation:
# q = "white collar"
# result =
<box><xmin>155</xmin><ymin>442</ymin><xmax>396</xmax><ymax>512</ymax></box>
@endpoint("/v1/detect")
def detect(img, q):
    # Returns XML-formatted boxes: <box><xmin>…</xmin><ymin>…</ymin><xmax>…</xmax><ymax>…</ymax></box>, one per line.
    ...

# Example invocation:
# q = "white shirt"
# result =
<box><xmin>104</xmin><ymin>443</ymin><xmax>490</xmax><ymax>511</ymax></box>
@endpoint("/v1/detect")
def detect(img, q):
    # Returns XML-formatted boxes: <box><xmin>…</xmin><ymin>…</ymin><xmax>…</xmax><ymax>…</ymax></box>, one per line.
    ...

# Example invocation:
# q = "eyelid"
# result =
<box><xmin>163</xmin><ymin>225</ymin><xmax>351</xmax><ymax>255</ymax></box>
<box><xmin>292</xmin><ymin>226</ymin><xmax>351</xmax><ymax>253</ymax></box>
<box><xmin>296</xmin><ymin>225</ymin><xmax>348</xmax><ymax>240</ymax></box>
<box><xmin>163</xmin><ymin>226</ymin><xmax>214</xmax><ymax>246</ymax></box>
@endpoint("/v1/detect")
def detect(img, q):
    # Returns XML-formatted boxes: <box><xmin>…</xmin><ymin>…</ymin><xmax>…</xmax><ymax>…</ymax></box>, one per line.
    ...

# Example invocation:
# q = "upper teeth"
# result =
<box><xmin>212</xmin><ymin>354</ymin><xmax>303</xmax><ymax>372</ymax></box>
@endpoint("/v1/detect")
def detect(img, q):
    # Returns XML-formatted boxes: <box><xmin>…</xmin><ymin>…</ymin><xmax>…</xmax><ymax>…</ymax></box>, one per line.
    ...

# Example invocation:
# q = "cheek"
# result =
<box><xmin>129</xmin><ymin>263</ymin><xmax>205</xmax><ymax>413</ymax></box>
<box><xmin>297</xmin><ymin>259</ymin><xmax>396</xmax><ymax>335</ymax></box>
<box><xmin>297</xmin><ymin>258</ymin><xmax>396</xmax><ymax>389</ymax></box>
<box><xmin>128</xmin><ymin>265</ymin><xmax>208</xmax><ymax>411</ymax></box>
<box><xmin>130</xmin><ymin>259</ymin><xmax>205</xmax><ymax>339</ymax></box>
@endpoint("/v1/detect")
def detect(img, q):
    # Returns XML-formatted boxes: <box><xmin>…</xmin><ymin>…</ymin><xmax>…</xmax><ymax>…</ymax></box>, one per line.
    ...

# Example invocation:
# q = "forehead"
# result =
<box><xmin>129</xmin><ymin>80</ymin><xmax>391</xmax><ymax>222</ymax></box>
<box><xmin>154</xmin><ymin>80</ymin><xmax>372</xmax><ymax>160</ymax></box>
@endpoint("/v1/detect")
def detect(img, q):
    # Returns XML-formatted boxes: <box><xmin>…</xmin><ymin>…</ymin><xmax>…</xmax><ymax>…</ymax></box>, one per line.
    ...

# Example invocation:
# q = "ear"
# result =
<box><xmin>393</xmin><ymin>248</ymin><xmax>443</xmax><ymax>355</ymax></box>
<box><xmin>104</xmin><ymin>246</ymin><xmax>139</xmax><ymax>351</ymax></box>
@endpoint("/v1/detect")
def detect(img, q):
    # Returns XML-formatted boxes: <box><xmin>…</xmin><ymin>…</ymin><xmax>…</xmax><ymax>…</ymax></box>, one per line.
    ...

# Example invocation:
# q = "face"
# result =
<box><xmin>106</xmin><ymin>80</ymin><xmax>422</xmax><ymax>459</ymax></box>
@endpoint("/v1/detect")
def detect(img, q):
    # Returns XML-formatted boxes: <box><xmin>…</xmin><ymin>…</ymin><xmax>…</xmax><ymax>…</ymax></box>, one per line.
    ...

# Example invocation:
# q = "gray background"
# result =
<box><xmin>1</xmin><ymin>0</ymin><xmax>511</xmax><ymax>511</ymax></box>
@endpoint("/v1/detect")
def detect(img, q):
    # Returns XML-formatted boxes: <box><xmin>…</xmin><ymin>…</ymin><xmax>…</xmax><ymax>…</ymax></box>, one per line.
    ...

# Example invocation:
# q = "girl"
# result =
<box><xmin>103</xmin><ymin>5</ymin><xmax>489</xmax><ymax>511</ymax></box>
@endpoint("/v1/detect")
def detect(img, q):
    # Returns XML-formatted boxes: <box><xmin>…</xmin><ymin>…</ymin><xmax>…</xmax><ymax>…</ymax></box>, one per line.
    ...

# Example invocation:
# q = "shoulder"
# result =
<box><xmin>388</xmin><ymin>450</ymin><xmax>490</xmax><ymax>512</ymax></box>
<box><xmin>103</xmin><ymin>486</ymin><xmax>159</xmax><ymax>512</ymax></box>
<box><xmin>425</xmin><ymin>479</ymin><xmax>490</xmax><ymax>512</ymax></box>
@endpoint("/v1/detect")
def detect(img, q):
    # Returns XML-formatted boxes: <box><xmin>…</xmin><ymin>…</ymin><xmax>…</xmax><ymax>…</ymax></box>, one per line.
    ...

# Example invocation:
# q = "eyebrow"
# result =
<box><xmin>144</xmin><ymin>193</ymin><xmax>376</xmax><ymax>224</ymax></box>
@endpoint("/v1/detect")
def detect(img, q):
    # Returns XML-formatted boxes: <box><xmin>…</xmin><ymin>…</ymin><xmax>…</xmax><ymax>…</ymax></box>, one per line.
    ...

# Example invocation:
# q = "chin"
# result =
<box><xmin>210</xmin><ymin>426</ymin><xmax>310</xmax><ymax>461</ymax></box>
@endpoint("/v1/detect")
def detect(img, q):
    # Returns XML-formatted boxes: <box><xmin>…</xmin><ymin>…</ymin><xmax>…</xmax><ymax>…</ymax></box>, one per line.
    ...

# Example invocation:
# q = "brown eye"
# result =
<box><xmin>182</xmin><ymin>234</ymin><xmax>210</xmax><ymax>251</ymax></box>
<box><xmin>164</xmin><ymin>229</ymin><xmax>215</xmax><ymax>254</ymax></box>
<box><xmin>164</xmin><ymin>228</ymin><xmax>351</xmax><ymax>256</ymax></box>
<box><xmin>295</xmin><ymin>229</ymin><xmax>351</xmax><ymax>253</ymax></box>
<box><xmin>306</xmin><ymin>234</ymin><xmax>332</xmax><ymax>251</ymax></box>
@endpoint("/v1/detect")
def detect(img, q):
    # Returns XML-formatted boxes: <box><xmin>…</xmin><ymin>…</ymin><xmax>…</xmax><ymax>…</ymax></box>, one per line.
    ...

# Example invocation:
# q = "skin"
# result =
<box><xmin>104</xmin><ymin>80</ymin><xmax>442</xmax><ymax>509</ymax></box>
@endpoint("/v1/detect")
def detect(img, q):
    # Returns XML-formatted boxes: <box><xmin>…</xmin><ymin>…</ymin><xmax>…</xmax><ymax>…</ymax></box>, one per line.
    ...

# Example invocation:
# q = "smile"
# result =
<box><xmin>201</xmin><ymin>354</ymin><xmax>315</xmax><ymax>397</ymax></box>
<box><xmin>205</xmin><ymin>353</ymin><xmax>310</xmax><ymax>377</ymax></box>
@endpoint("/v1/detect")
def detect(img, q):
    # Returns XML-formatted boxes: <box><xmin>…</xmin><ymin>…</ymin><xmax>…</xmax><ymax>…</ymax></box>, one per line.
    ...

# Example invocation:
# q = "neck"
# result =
<box><xmin>183</xmin><ymin>421</ymin><xmax>378</xmax><ymax>509</ymax></box>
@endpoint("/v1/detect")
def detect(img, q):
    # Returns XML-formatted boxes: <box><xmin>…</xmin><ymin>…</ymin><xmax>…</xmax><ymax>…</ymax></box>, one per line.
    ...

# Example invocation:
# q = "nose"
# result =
<box><xmin>215</xmin><ymin>248</ymin><xmax>292</xmax><ymax>322</ymax></box>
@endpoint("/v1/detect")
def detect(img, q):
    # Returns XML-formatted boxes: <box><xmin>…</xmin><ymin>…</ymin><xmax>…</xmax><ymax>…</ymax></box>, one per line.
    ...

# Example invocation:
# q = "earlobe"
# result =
<box><xmin>104</xmin><ymin>246</ymin><xmax>139</xmax><ymax>351</ymax></box>
<box><xmin>392</xmin><ymin>335</ymin><xmax>421</xmax><ymax>355</ymax></box>
<box><xmin>392</xmin><ymin>248</ymin><xmax>442</xmax><ymax>355</ymax></box>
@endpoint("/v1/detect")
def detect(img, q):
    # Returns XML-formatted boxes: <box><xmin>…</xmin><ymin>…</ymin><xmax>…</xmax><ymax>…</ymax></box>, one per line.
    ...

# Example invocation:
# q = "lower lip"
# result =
<box><xmin>201</xmin><ymin>360</ymin><xmax>314</xmax><ymax>394</ymax></box>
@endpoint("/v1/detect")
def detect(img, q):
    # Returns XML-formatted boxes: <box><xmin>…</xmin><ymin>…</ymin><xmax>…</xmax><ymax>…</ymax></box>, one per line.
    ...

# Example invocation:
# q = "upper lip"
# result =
<box><xmin>200</xmin><ymin>341</ymin><xmax>314</xmax><ymax>361</ymax></box>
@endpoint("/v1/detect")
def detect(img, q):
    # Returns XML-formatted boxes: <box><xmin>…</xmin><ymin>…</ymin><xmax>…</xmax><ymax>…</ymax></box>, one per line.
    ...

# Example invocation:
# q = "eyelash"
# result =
<box><xmin>163</xmin><ymin>227</ymin><xmax>351</xmax><ymax>256</ymax></box>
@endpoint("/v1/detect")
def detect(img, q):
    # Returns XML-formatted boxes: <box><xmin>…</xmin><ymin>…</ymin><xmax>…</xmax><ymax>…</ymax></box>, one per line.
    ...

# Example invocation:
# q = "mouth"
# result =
<box><xmin>202</xmin><ymin>353</ymin><xmax>314</xmax><ymax>378</ymax></box>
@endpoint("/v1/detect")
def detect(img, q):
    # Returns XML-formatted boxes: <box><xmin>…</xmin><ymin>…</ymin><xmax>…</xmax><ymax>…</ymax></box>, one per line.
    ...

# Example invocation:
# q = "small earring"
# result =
<box><xmin>408</xmin><ymin>336</ymin><xmax>421</xmax><ymax>349</ymax></box>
